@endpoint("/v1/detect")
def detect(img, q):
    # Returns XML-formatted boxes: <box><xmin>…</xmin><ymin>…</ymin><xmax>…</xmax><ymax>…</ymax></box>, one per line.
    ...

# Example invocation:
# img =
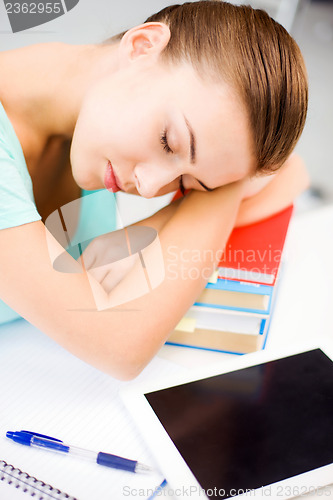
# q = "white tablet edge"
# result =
<box><xmin>121</xmin><ymin>340</ymin><xmax>333</xmax><ymax>500</ymax></box>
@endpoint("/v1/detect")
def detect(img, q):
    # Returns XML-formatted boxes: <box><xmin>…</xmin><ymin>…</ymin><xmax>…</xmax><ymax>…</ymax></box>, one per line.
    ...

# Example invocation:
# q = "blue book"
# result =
<box><xmin>167</xmin><ymin>306</ymin><xmax>268</xmax><ymax>355</ymax></box>
<box><xmin>167</xmin><ymin>267</ymin><xmax>283</xmax><ymax>355</ymax></box>
<box><xmin>195</xmin><ymin>278</ymin><xmax>274</xmax><ymax>314</ymax></box>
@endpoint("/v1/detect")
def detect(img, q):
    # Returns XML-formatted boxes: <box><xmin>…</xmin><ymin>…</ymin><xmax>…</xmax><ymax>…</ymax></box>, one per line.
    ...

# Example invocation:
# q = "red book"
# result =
<box><xmin>172</xmin><ymin>190</ymin><xmax>293</xmax><ymax>286</ymax></box>
<box><xmin>218</xmin><ymin>205</ymin><xmax>293</xmax><ymax>285</ymax></box>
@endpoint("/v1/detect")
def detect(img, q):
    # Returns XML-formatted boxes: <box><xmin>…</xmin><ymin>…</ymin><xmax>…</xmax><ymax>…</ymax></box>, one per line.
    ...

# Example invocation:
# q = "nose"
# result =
<box><xmin>134</xmin><ymin>162</ymin><xmax>180</xmax><ymax>198</ymax></box>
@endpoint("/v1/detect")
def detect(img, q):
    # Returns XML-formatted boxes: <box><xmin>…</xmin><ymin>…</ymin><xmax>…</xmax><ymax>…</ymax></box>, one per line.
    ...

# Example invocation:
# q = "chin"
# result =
<box><xmin>126</xmin><ymin>187</ymin><xmax>140</xmax><ymax>196</ymax></box>
<box><xmin>72</xmin><ymin>173</ymin><xmax>93</xmax><ymax>191</ymax></box>
<box><xmin>71</xmin><ymin>165</ymin><xmax>99</xmax><ymax>191</ymax></box>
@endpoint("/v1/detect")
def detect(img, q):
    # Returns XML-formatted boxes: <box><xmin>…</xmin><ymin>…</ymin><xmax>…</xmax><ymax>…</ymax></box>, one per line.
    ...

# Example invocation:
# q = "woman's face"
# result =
<box><xmin>70</xmin><ymin>48</ymin><xmax>254</xmax><ymax>198</ymax></box>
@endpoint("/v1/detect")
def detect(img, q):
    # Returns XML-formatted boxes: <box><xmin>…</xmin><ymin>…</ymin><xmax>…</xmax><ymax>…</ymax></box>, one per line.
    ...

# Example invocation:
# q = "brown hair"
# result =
<box><xmin>111</xmin><ymin>1</ymin><xmax>308</xmax><ymax>174</ymax></box>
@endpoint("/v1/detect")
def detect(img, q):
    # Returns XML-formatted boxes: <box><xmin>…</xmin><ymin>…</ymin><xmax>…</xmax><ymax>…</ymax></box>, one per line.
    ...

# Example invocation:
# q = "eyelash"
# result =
<box><xmin>179</xmin><ymin>175</ymin><xmax>185</xmax><ymax>195</ymax></box>
<box><xmin>160</xmin><ymin>129</ymin><xmax>185</xmax><ymax>195</ymax></box>
<box><xmin>160</xmin><ymin>129</ymin><xmax>173</xmax><ymax>154</ymax></box>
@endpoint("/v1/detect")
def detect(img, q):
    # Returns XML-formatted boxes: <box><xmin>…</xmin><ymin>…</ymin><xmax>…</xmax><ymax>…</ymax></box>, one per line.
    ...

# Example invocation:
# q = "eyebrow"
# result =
<box><xmin>184</xmin><ymin>116</ymin><xmax>196</xmax><ymax>164</ymax></box>
<box><xmin>184</xmin><ymin>115</ymin><xmax>214</xmax><ymax>192</ymax></box>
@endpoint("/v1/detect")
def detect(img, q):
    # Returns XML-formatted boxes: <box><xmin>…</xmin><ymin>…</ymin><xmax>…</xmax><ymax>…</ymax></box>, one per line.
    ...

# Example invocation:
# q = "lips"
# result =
<box><xmin>104</xmin><ymin>161</ymin><xmax>121</xmax><ymax>192</ymax></box>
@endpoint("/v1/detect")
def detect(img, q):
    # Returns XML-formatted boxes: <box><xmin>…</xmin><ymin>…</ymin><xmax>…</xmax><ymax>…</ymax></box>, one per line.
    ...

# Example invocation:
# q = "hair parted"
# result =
<box><xmin>111</xmin><ymin>1</ymin><xmax>308</xmax><ymax>174</ymax></box>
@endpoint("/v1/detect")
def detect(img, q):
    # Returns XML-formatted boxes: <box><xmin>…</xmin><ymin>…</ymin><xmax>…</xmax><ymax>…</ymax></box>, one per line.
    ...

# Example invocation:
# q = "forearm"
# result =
<box><xmin>133</xmin><ymin>197</ymin><xmax>183</xmax><ymax>232</ymax></box>
<box><xmin>134</xmin><ymin>154</ymin><xmax>310</xmax><ymax>233</ymax></box>
<box><xmin>235</xmin><ymin>154</ymin><xmax>310</xmax><ymax>226</ymax></box>
<box><xmin>0</xmin><ymin>181</ymin><xmax>244</xmax><ymax>380</ymax></box>
<box><xmin>90</xmin><ymin>181</ymin><xmax>244</xmax><ymax>373</ymax></box>
<box><xmin>55</xmin><ymin>181</ymin><xmax>244</xmax><ymax>378</ymax></box>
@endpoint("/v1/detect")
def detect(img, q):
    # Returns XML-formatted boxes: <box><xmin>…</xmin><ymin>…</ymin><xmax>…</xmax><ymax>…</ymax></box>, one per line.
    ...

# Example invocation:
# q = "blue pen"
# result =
<box><xmin>6</xmin><ymin>430</ymin><xmax>152</xmax><ymax>473</ymax></box>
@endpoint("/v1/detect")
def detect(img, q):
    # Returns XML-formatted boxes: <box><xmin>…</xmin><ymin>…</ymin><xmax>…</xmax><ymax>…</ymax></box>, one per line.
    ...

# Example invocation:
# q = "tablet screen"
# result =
<box><xmin>145</xmin><ymin>349</ymin><xmax>333</xmax><ymax>498</ymax></box>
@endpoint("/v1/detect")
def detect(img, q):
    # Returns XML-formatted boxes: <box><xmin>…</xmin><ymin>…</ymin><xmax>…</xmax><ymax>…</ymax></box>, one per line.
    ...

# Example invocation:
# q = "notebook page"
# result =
<box><xmin>0</xmin><ymin>319</ymin><xmax>186</xmax><ymax>500</ymax></box>
<box><xmin>0</xmin><ymin>483</ymin><xmax>30</xmax><ymax>500</ymax></box>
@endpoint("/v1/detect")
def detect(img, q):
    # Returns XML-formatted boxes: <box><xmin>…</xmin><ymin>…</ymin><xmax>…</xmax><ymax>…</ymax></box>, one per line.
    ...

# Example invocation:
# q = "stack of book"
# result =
<box><xmin>167</xmin><ymin>205</ymin><xmax>293</xmax><ymax>354</ymax></box>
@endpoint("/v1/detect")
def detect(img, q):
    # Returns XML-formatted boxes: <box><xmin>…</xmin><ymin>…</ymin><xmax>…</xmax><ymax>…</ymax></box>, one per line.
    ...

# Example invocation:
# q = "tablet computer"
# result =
<box><xmin>121</xmin><ymin>342</ymin><xmax>333</xmax><ymax>499</ymax></box>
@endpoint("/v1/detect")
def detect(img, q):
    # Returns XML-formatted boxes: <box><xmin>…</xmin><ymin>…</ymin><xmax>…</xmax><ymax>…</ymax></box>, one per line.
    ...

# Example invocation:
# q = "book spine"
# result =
<box><xmin>259</xmin><ymin>318</ymin><xmax>267</xmax><ymax>335</ymax></box>
<box><xmin>205</xmin><ymin>279</ymin><xmax>274</xmax><ymax>296</ymax></box>
<box><xmin>165</xmin><ymin>341</ymin><xmax>245</xmax><ymax>356</ymax></box>
<box><xmin>194</xmin><ymin>302</ymin><xmax>272</xmax><ymax>315</ymax></box>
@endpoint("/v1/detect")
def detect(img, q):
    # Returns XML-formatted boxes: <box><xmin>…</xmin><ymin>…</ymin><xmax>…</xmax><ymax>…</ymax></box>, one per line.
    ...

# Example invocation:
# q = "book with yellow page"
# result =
<box><xmin>167</xmin><ymin>206</ymin><xmax>293</xmax><ymax>354</ymax></box>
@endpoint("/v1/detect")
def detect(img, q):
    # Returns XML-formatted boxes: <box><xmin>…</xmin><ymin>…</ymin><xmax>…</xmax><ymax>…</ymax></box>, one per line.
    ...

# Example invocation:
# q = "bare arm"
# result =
<box><xmin>81</xmin><ymin>153</ymin><xmax>309</xmax><ymax>291</ymax></box>
<box><xmin>0</xmin><ymin>181</ymin><xmax>244</xmax><ymax>380</ymax></box>
<box><xmin>126</xmin><ymin>153</ymin><xmax>309</xmax><ymax>232</ymax></box>
<box><xmin>235</xmin><ymin>153</ymin><xmax>310</xmax><ymax>226</ymax></box>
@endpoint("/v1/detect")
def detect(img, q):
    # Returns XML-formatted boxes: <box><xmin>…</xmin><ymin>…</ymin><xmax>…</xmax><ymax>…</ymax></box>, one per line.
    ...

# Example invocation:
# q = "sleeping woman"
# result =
<box><xmin>0</xmin><ymin>2</ymin><xmax>309</xmax><ymax>379</ymax></box>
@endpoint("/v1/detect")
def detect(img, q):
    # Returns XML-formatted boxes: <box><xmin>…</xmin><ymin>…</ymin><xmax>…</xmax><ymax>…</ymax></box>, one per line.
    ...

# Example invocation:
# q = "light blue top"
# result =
<box><xmin>0</xmin><ymin>102</ymin><xmax>42</xmax><ymax>230</ymax></box>
<box><xmin>0</xmin><ymin>101</ymin><xmax>117</xmax><ymax>325</ymax></box>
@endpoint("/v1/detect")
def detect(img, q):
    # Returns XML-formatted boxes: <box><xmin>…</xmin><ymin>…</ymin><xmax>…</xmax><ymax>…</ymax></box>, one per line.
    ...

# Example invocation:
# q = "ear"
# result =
<box><xmin>119</xmin><ymin>22</ymin><xmax>171</xmax><ymax>62</ymax></box>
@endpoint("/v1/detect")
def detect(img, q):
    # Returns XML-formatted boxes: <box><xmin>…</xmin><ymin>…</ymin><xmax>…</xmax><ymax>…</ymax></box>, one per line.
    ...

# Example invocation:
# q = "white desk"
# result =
<box><xmin>1</xmin><ymin>204</ymin><xmax>332</xmax><ymax>499</ymax></box>
<box><xmin>158</xmin><ymin>204</ymin><xmax>333</xmax><ymax>499</ymax></box>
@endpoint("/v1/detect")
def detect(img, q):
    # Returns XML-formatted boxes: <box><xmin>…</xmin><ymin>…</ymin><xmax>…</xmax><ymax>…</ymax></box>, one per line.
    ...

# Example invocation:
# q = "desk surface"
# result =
<box><xmin>1</xmin><ymin>204</ymin><xmax>332</xmax><ymax>500</ymax></box>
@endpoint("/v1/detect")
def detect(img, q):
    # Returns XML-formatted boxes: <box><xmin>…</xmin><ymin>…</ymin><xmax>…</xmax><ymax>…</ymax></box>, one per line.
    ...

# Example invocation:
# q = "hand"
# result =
<box><xmin>79</xmin><ymin>225</ymin><xmax>160</xmax><ymax>295</ymax></box>
<box><xmin>79</xmin><ymin>231</ymin><xmax>137</xmax><ymax>293</ymax></box>
<box><xmin>235</xmin><ymin>153</ymin><xmax>310</xmax><ymax>226</ymax></box>
<box><xmin>241</xmin><ymin>173</ymin><xmax>276</xmax><ymax>200</ymax></box>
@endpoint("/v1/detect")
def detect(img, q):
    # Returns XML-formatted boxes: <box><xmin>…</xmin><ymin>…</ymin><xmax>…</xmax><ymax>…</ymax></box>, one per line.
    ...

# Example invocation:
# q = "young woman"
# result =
<box><xmin>0</xmin><ymin>2</ymin><xmax>309</xmax><ymax>379</ymax></box>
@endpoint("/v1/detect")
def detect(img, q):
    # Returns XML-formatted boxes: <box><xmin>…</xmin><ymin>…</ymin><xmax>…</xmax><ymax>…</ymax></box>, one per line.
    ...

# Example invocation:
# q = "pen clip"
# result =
<box><xmin>20</xmin><ymin>430</ymin><xmax>63</xmax><ymax>443</ymax></box>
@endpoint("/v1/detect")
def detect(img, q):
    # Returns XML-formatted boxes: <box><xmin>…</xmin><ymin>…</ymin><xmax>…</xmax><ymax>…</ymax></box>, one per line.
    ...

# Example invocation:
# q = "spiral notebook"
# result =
<box><xmin>0</xmin><ymin>320</ymin><xmax>180</xmax><ymax>500</ymax></box>
<box><xmin>0</xmin><ymin>459</ymin><xmax>76</xmax><ymax>499</ymax></box>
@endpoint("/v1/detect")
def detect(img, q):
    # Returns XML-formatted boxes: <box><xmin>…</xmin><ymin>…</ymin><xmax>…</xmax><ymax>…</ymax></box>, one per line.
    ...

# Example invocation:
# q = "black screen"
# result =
<box><xmin>145</xmin><ymin>349</ymin><xmax>333</xmax><ymax>498</ymax></box>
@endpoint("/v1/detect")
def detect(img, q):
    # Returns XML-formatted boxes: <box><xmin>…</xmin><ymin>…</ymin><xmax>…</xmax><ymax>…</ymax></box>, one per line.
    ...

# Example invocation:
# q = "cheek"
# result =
<box><xmin>85</xmin><ymin>97</ymin><xmax>147</xmax><ymax>156</ymax></box>
<box><xmin>197</xmin><ymin>154</ymin><xmax>249</xmax><ymax>189</ymax></box>
<box><xmin>73</xmin><ymin>77</ymin><xmax>164</xmax><ymax>176</ymax></box>
<box><xmin>107</xmin><ymin>113</ymin><xmax>158</xmax><ymax>167</ymax></box>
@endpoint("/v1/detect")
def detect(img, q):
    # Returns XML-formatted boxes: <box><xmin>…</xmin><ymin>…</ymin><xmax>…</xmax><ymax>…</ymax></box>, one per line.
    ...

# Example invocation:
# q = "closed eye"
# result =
<box><xmin>160</xmin><ymin>129</ymin><xmax>173</xmax><ymax>154</ymax></box>
<box><xmin>179</xmin><ymin>175</ymin><xmax>186</xmax><ymax>195</ymax></box>
<box><xmin>197</xmin><ymin>180</ymin><xmax>214</xmax><ymax>192</ymax></box>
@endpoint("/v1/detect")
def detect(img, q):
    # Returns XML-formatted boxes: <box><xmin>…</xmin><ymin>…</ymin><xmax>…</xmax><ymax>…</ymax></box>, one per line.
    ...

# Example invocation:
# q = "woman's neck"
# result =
<box><xmin>0</xmin><ymin>42</ymin><xmax>118</xmax><ymax>155</ymax></box>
